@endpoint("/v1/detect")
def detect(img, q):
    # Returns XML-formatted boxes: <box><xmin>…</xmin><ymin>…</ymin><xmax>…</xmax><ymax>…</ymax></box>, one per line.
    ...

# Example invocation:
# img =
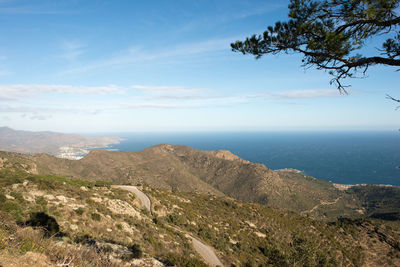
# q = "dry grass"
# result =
<box><xmin>0</xmin><ymin>218</ymin><xmax>116</xmax><ymax>267</ymax></box>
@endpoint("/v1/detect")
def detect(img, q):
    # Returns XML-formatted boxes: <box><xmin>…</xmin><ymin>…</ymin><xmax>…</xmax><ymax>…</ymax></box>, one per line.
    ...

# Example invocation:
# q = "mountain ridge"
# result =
<box><xmin>1</xmin><ymin>144</ymin><xmax>399</xmax><ymax>221</ymax></box>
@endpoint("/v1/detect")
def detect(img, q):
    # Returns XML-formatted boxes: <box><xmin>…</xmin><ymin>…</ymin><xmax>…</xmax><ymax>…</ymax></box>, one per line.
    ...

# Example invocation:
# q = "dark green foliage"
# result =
<box><xmin>74</xmin><ymin>233</ymin><xmax>93</xmax><ymax>244</ymax></box>
<box><xmin>160</xmin><ymin>253</ymin><xmax>208</xmax><ymax>267</ymax></box>
<box><xmin>349</xmin><ymin>185</ymin><xmax>400</xmax><ymax>221</ymax></box>
<box><xmin>74</xmin><ymin>207</ymin><xmax>85</xmax><ymax>216</ymax></box>
<box><xmin>25</xmin><ymin>212</ymin><xmax>61</xmax><ymax>237</ymax></box>
<box><xmin>0</xmin><ymin>193</ymin><xmax>6</xmax><ymax>203</ymax></box>
<box><xmin>94</xmin><ymin>180</ymin><xmax>112</xmax><ymax>188</ymax></box>
<box><xmin>128</xmin><ymin>244</ymin><xmax>143</xmax><ymax>259</ymax></box>
<box><xmin>167</xmin><ymin>213</ymin><xmax>185</xmax><ymax>226</ymax></box>
<box><xmin>1</xmin><ymin>201</ymin><xmax>23</xmax><ymax>221</ymax></box>
<box><xmin>231</xmin><ymin>0</ymin><xmax>400</xmax><ymax>91</ymax></box>
<box><xmin>91</xmin><ymin>212</ymin><xmax>101</xmax><ymax>221</ymax></box>
<box><xmin>258</xmin><ymin>245</ymin><xmax>288</xmax><ymax>266</ymax></box>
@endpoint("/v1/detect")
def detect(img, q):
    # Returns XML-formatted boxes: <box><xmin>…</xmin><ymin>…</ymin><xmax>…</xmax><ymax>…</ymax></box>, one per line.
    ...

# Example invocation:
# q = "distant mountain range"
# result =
<box><xmin>0</xmin><ymin>126</ymin><xmax>121</xmax><ymax>158</ymax></box>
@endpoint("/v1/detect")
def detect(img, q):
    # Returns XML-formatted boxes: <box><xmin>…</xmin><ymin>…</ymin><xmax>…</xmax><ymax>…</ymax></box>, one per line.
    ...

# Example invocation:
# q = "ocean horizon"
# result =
<box><xmin>88</xmin><ymin>131</ymin><xmax>400</xmax><ymax>186</ymax></box>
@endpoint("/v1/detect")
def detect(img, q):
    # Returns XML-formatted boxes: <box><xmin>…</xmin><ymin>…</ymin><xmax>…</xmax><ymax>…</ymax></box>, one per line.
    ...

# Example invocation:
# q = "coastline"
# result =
<box><xmin>57</xmin><ymin>145</ymin><xmax>120</xmax><ymax>160</ymax></box>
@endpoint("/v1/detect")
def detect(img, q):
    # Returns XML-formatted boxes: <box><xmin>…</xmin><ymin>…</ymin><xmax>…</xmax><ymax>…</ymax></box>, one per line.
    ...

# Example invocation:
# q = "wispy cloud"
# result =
<box><xmin>269</xmin><ymin>89</ymin><xmax>341</xmax><ymax>99</ymax></box>
<box><xmin>0</xmin><ymin>1</ymin><xmax>73</xmax><ymax>15</ymax></box>
<box><xmin>0</xmin><ymin>54</ymin><xmax>11</xmax><ymax>77</ymax></box>
<box><xmin>132</xmin><ymin>85</ymin><xmax>209</xmax><ymax>95</ymax></box>
<box><xmin>59</xmin><ymin>41</ymin><xmax>86</xmax><ymax>62</ymax></box>
<box><xmin>29</xmin><ymin>113</ymin><xmax>52</xmax><ymax>121</ymax></box>
<box><xmin>0</xmin><ymin>68</ymin><xmax>12</xmax><ymax>76</ymax></box>
<box><xmin>0</xmin><ymin>84</ymin><xmax>123</xmax><ymax>101</ymax></box>
<box><xmin>62</xmin><ymin>37</ymin><xmax>235</xmax><ymax>74</ymax></box>
<box><xmin>0</xmin><ymin>82</ymin><xmax>344</xmax><ymax>123</ymax></box>
<box><xmin>233</xmin><ymin>3</ymin><xmax>285</xmax><ymax>20</ymax></box>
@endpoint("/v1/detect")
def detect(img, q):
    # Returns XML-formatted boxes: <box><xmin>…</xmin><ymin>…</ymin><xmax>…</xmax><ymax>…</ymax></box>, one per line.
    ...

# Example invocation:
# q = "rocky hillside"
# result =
<box><xmin>0</xmin><ymin>168</ymin><xmax>399</xmax><ymax>266</ymax></box>
<box><xmin>1</xmin><ymin>144</ymin><xmax>399</xmax><ymax>221</ymax></box>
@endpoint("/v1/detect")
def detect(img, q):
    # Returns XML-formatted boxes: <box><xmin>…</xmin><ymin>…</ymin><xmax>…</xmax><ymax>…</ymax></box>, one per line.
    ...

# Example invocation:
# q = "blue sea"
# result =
<box><xmin>104</xmin><ymin>131</ymin><xmax>400</xmax><ymax>186</ymax></box>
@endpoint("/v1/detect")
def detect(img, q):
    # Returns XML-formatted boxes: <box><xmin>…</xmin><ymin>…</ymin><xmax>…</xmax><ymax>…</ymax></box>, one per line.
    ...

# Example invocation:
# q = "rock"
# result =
<box><xmin>245</xmin><ymin>221</ymin><xmax>256</xmax><ymax>228</ymax></box>
<box><xmin>80</xmin><ymin>186</ymin><xmax>88</xmax><ymax>191</ymax></box>
<box><xmin>120</xmin><ymin>222</ymin><xmax>134</xmax><ymax>235</ymax></box>
<box><xmin>56</xmin><ymin>195</ymin><xmax>67</xmax><ymax>203</ymax></box>
<box><xmin>254</xmin><ymin>231</ymin><xmax>266</xmax><ymax>238</ymax></box>
<box><xmin>5</xmin><ymin>194</ymin><xmax>15</xmax><ymax>200</ymax></box>
<box><xmin>23</xmin><ymin>195</ymin><xmax>35</xmax><ymax>202</ymax></box>
<box><xmin>70</xmin><ymin>224</ymin><xmax>78</xmax><ymax>231</ymax></box>
<box><xmin>90</xmin><ymin>197</ymin><xmax>102</xmax><ymax>203</ymax></box>
<box><xmin>44</xmin><ymin>194</ymin><xmax>55</xmax><ymax>200</ymax></box>
<box><xmin>107</xmin><ymin>199</ymin><xmax>141</xmax><ymax>219</ymax></box>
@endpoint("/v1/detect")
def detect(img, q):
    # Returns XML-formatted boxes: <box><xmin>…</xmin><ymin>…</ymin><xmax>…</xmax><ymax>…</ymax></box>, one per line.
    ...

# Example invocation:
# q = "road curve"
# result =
<box><xmin>115</xmin><ymin>185</ymin><xmax>224</xmax><ymax>266</ymax></box>
<box><xmin>113</xmin><ymin>185</ymin><xmax>151</xmax><ymax>213</ymax></box>
<box><xmin>186</xmin><ymin>235</ymin><xmax>224</xmax><ymax>267</ymax></box>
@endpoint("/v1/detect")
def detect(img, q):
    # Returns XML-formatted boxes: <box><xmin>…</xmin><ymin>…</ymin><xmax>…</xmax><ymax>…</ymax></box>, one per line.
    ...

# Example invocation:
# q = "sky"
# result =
<box><xmin>0</xmin><ymin>0</ymin><xmax>398</xmax><ymax>133</ymax></box>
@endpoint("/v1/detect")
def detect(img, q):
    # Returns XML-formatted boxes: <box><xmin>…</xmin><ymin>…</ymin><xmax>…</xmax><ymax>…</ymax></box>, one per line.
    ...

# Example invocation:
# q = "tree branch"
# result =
<box><xmin>336</xmin><ymin>17</ymin><xmax>400</xmax><ymax>33</ymax></box>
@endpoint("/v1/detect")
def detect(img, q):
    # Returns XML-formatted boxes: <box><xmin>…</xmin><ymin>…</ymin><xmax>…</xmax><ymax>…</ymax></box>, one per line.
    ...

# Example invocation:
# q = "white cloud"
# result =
<box><xmin>132</xmin><ymin>85</ymin><xmax>208</xmax><ymax>94</ymax></box>
<box><xmin>270</xmin><ymin>89</ymin><xmax>341</xmax><ymax>99</ymax></box>
<box><xmin>0</xmin><ymin>84</ymin><xmax>123</xmax><ymax>101</ymax></box>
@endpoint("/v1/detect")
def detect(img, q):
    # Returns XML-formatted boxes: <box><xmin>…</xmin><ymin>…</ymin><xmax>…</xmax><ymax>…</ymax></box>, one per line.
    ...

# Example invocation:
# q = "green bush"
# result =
<box><xmin>0</xmin><ymin>193</ymin><xmax>6</xmax><ymax>203</ymax></box>
<box><xmin>74</xmin><ymin>208</ymin><xmax>85</xmax><ymax>216</ymax></box>
<box><xmin>167</xmin><ymin>214</ymin><xmax>185</xmax><ymax>226</ymax></box>
<box><xmin>25</xmin><ymin>212</ymin><xmax>61</xmax><ymax>237</ymax></box>
<box><xmin>1</xmin><ymin>201</ymin><xmax>23</xmax><ymax>221</ymax></box>
<box><xmin>91</xmin><ymin>213</ymin><xmax>101</xmax><ymax>221</ymax></box>
<box><xmin>162</xmin><ymin>253</ymin><xmax>208</xmax><ymax>267</ymax></box>
<box><xmin>128</xmin><ymin>244</ymin><xmax>143</xmax><ymax>259</ymax></box>
<box><xmin>94</xmin><ymin>180</ymin><xmax>112</xmax><ymax>188</ymax></box>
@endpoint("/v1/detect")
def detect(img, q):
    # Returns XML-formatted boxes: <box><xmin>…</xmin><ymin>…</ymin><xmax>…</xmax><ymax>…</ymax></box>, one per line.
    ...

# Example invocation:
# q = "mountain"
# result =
<box><xmin>0</xmin><ymin>126</ymin><xmax>121</xmax><ymax>159</ymax></box>
<box><xmin>1</xmin><ymin>144</ymin><xmax>399</xmax><ymax>221</ymax></box>
<box><xmin>0</xmin><ymin>169</ymin><xmax>399</xmax><ymax>266</ymax></box>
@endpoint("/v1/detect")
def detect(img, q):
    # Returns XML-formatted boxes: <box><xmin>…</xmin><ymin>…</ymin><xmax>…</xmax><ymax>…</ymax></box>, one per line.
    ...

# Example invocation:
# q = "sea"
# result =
<box><xmin>101</xmin><ymin>131</ymin><xmax>400</xmax><ymax>186</ymax></box>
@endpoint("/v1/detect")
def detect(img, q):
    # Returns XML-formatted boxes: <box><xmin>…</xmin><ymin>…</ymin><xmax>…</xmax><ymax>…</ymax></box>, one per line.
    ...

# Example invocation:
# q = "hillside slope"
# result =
<box><xmin>1</xmin><ymin>144</ymin><xmax>399</xmax><ymax>221</ymax></box>
<box><xmin>0</xmin><ymin>169</ymin><xmax>399</xmax><ymax>266</ymax></box>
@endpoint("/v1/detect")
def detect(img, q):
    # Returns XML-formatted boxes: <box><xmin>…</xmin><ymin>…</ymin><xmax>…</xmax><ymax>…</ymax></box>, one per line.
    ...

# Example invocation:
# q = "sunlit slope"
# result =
<box><xmin>1</xmin><ymin>144</ymin><xmax>399</xmax><ymax>221</ymax></box>
<box><xmin>0</xmin><ymin>169</ymin><xmax>399</xmax><ymax>266</ymax></box>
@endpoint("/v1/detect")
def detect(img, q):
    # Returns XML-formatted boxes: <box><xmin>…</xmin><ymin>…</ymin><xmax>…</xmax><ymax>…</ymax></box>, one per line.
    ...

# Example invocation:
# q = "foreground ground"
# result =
<box><xmin>0</xmin><ymin>169</ymin><xmax>399</xmax><ymax>266</ymax></box>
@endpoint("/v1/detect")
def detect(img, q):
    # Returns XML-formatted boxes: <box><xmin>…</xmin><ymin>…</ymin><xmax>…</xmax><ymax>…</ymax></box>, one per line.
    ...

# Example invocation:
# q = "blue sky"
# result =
<box><xmin>0</xmin><ymin>0</ymin><xmax>398</xmax><ymax>133</ymax></box>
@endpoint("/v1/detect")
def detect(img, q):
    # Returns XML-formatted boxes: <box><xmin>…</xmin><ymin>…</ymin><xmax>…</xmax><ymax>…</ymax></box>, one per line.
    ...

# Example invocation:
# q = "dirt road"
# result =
<box><xmin>113</xmin><ymin>185</ymin><xmax>152</xmax><ymax>212</ymax></box>
<box><xmin>116</xmin><ymin>185</ymin><xmax>224</xmax><ymax>266</ymax></box>
<box><xmin>186</xmin><ymin>234</ymin><xmax>224</xmax><ymax>267</ymax></box>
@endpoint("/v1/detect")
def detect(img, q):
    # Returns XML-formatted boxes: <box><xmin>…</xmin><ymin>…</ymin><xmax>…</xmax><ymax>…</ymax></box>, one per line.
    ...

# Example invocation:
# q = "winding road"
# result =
<box><xmin>114</xmin><ymin>185</ymin><xmax>224</xmax><ymax>267</ymax></box>
<box><xmin>114</xmin><ymin>185</ymin><xmax>152</xmax><ymax>212</ymax></box>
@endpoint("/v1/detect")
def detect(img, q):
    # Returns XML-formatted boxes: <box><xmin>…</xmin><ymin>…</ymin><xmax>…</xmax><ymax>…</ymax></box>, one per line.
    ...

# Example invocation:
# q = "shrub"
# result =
<box><xmin>161</xmin><ymin>253</ymin><xmax>208</xmax><ymax>267</ymax></box>
<box><xmin>25</xmin><ymin>212</ymin><xmax>61</xmax><ymax>237</ymax></box>
<box><xmin>94</xmin><ymin>180</ymin><xmax>112</xmax><ymax>188</ymax></box>
<box><xmin>75</xmin><ymin>207</ymin><xmax>85</xmax><ymax>216</ymax></box>
<box><xmin>1</xmin><ymin>201</ymin><xmax>23</xmax><ymax>221</ymax></box>
<box><xmin>128</xmin><ymin>243</ymin><xmax>143</xmax><ymax>259</ymax></box>
<box><xmin>91</xmin><ymin>213</ymin><xmax>101</xmax><ymax>221</ymax></box>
